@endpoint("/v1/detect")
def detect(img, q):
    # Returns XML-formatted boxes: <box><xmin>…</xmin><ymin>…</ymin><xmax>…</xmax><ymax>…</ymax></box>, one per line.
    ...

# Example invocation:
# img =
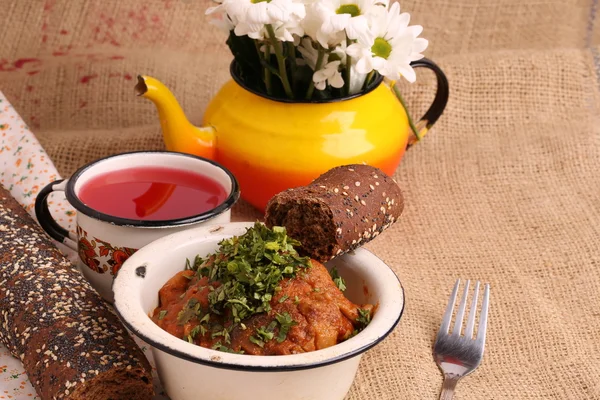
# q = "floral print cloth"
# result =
<box><xmin>0</xmin><ymin>91</ymin><xmax>168</xmax><ymax>399</ymax></box>
<box><xmin>0</xmin><ymin>92</ymin><xmax>76</xmax><ymax>249</ymax></box>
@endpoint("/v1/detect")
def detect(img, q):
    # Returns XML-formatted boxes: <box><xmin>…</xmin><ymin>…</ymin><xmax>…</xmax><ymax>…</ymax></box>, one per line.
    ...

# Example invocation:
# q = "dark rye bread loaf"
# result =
<box><xmin>265</xmin><ymin>164</ymin><xmax>404</xmax><ymax>262</ymax></box>
<box><xmin>0</xmin><ymin>186</ymin><xmax>153</xmax><ymax>400</ymax></box>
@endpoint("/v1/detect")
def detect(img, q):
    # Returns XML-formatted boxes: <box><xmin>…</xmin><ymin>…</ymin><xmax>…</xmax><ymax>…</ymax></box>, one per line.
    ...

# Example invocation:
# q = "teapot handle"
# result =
<box><xmin>394</xmin><ymin>58</ymin><xmax>449</xmax><ymax>147</ymax></box>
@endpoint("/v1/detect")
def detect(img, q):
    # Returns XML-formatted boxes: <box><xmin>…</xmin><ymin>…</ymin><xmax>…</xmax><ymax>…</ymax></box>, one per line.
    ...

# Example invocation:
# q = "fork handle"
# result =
<box><xmin>439</xmin><ymin>375</ymin><xmax>459</xmax><ymax>400</ymax></box>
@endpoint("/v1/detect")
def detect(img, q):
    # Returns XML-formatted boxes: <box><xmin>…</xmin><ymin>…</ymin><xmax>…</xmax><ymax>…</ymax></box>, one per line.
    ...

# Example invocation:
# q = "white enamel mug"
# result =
<box><xmin>34</xmin><ymin>151</ymin><xmax>239</xmax><ymax>302</ymax></box>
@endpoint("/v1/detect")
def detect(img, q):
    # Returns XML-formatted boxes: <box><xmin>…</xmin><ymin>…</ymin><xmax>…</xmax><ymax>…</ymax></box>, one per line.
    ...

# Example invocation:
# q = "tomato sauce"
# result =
<box><xmin>151</xmin><ymin>260</ymin><xmax>372</xmax><ymax>355</ymax></box>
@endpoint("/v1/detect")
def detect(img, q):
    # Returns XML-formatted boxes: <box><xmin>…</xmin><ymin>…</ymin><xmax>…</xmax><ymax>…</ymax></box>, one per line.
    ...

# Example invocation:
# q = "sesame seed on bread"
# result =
<box><xmin>0</xmin><ymin>186</ymin><xmax>154</xmax><ymax>400</ymax></box>
<box><xmin>265</xmin><ymin>164</ymin><xmax>404</xmax><ymax>262</ymax></box>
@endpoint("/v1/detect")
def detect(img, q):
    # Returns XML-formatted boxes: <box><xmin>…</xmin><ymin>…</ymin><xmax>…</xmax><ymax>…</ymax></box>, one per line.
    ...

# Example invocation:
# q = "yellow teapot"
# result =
<box><xmin>136</xmin><ymin>60</ymin><xmax>448</xmax><ymax>211</ymax></box>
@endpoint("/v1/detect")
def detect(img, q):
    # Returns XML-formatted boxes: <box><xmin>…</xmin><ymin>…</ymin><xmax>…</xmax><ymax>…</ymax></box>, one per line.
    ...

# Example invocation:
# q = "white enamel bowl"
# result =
<box><xmin>113</xmin><ymin>222</ymin><xmax>404</xmax><ymax>400</ymax></box>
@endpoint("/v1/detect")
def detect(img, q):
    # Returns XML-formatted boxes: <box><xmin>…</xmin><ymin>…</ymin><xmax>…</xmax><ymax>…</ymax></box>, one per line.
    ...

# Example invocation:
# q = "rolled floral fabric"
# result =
<box><xmin>0</xmin><ymin>91</ymin><xmax>77</xmax><ymax>237</ymax></box>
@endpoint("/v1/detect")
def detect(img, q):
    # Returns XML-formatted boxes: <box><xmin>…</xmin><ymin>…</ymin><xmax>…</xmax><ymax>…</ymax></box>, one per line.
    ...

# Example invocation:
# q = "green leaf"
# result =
<box><xmin>275</xmin><ymin>312</ymin><xmax>298</xmax><ymax>343</ymax></box>
<box><xmin>357</xmin><ymin>308</ymin><xmax>372</xmax><ymax>329</ymax></box>
<box><xmin>330</xmin><ymin>268</ymin><xmax>347</xmax><ymax>292</ymax></box>
<box><xmin>249</xmin><ymin>335</ymin><xmax>265</xmax><ymax>348</ymax></box>
<box><xmin>183</xmin><ymin>222</ymin><xmax>310</xmax><ymax>338</ymax></box>
<box><xmin>177</xmin><ymin>298</ymin><xmax>200</xmax><ymax>325</ymax></box>
<box><xmin>200</xmin><ymin>313</ymin><xmax>210</xmax><ymax>324</ymax></box>
<box><xmin>256</xmin><ymin>325</ymin><xmax>275</xmax><ymax>342</ymax></box>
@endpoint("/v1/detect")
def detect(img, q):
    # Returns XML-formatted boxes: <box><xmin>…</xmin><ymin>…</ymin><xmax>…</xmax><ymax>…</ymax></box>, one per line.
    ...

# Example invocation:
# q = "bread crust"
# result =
<box><xmin>0</xmin><ymin>187</ymin><xmax>154</xmax><ymax>400</ymax></box>
<box><xmin>265</xmin><ymin>165</ymin><xmax>404</xmax><ymax>262</ymax></box>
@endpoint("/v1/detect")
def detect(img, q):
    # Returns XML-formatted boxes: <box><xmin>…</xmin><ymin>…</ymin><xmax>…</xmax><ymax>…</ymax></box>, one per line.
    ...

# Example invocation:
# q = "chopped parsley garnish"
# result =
<box><xmin>330</xmin><ymin>268</ymin><xmax>347</xmax><ymax>292</ymax></box>
<box><xmin>275</xmin><ymin>312</ymin><xmax>297</xmax><ymax>343</ymax></box>
<box><xmin>189</xmin><ymin>325</ymin><xmax>201</xmax><ymax>338</ymax></box>
<box><xmin>357</xmin><ymin>308</ymin><xmax>372</xmax><ymax>328</ymax></box>
<box><xmin>177</xmin><ymin>298</ymin><xmax>200</xmax><ymax>325</ymax></box>
<box><xmin>257</xmin><ymin>328</ymin><xmax>274</xmax><ymax>341</ymax></box>
<box><xmin>349</xmin><ymin>308</ymin><xmax>373</xmax><ymax>338</ymax></box>
<box><xmin>199</xmin><ymin>313</ymin><xmax>210</xmax><ymax>324</ymax></box>
<box><xmin>190</xmin><ymin>222</ymin><xmax>310</xmax><ymax>327</ymax></box>
<box><xmin>256</xmin><ymin>320</ymin><xmax>278</xmax><ymax>342</ymax></box>
<box><xmin>187</xmin><ymin>325</ymin><xmax>206</xmax><ymax>344</ymax></box>
<box><xmin>211</xmin><ymin>342</ymin><xmax>241</xmax><ymax>353</ymax></box>
<box><xmin>207</xmin><ymin>323</ymin><xmax>232</xmax><ymax>343</ymax></box>
<box><xmin>164</xmin><ymin>223</ymin><xmax>320</xmax><ymax>354</ymax></box>
<box><xmin>249</xmin><ymin>335</ymin><xmax>265</xmax><ymax>348</ymax></box>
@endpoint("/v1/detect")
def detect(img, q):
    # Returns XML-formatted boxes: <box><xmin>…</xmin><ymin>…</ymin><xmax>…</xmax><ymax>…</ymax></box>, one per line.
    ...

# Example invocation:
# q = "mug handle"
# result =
<box><xmin>393</xmin><ymin>58</ymin><xmax>449</xmax><ymax>147</ymax></box>
<box><xmin>34</xmin><ymin>179</ymin><xmax>78</xmax><ymax>250</ymax></box>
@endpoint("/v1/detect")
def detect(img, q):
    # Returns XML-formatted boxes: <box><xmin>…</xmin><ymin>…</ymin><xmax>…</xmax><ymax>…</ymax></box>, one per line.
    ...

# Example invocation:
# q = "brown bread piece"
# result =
<box><xmin>265</xmin><ymin>164</ymin><xmax>404</xmax><ymax>262</ymax></box>
<box><xmin>0</xmin><ymin>186</ymin><xmax>154</xmax><ymax>400</ymax></box>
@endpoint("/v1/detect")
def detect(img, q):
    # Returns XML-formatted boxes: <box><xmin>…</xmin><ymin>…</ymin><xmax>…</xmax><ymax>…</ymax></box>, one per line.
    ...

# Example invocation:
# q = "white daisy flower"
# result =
<box><xmin>319</xmin><ymin>0</ymin><xmax>378</xmax><ymax>43</ymax></box>
<box><xmin>234</xmin><ymin>21</ymin><xmax>267</xmax><ymax>39</ymax></box>
<box><xmin>302</xmin><ymin>1</ymin><xmax>345</xmax><ymax>48</ymax></box>
<box><xmin>273</xmin><ymin>17</ymin><xmax>306</xmax><ymax>42</ymax></box>
<box><xmin>302</xmin><ymin>0</ymin><xmax>378</xmax><ymax>49</ymax></box>
<box><xmin>298</xmin><ymin>37</ymin><xmax>320</xmax><ymax>69</ymax></box>
<box><xmin>313</xmin><ymin>60</ymin><xmax>345</xmax><ymax>90</ymax></box>
<box><xmin>346</xmin><ymin>2</ymin><xmax>428</xmax><ymax>82</ymax></box>
<box><xmin>222</xmin><ymin>0</ymin><xmax>305</xmax><ymax>40</ymax></box>
<box><xmin>332</xmin><ymin>40</ymin><xmax>348</xmax><ymax>64</ymax></box>
<box><xmin>298</xmin><ymin>38</ymin><xmax>345</xmax><ymax>91</ymax></box>
<box><xmin>205</xmin><ymin>3</ymin><xmax>236</xmax><ymax>33</ymax></box>
<box><xmin>267</xmin><ymin>0</ymin><xmax>306</xmax><ymax>24</ymax></box>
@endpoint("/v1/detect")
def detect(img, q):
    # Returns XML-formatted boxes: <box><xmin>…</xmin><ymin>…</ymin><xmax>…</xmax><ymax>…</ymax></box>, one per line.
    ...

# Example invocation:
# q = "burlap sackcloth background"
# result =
<box><xmin>1</xmin><ymin>0</ymin><xmax>600</xmax><ymax>398</ymax></box>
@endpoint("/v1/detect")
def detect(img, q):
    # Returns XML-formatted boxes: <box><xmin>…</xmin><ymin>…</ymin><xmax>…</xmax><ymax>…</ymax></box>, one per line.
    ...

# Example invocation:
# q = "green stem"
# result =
<box><xmin>286</xmin><ymin>42</ymin><xmax>298</xmax><ymax>93</ymax></box>
<box><xmin>344</xmin><ymin>36</ymin><xmax>353</xmax><ymax>96</ymax></box>
<box><xmin>305</xmin><ymin>48</ymin><xmax>326</xmax><ymax>100</ymax></box>
<box><xmin>363</xmin><ymin>70</ymin><xmax>375</xmax><ymax>90</ymax></box>
<box><xmin>264</xmin><ymin>45</ymin><xmax>273</xmax><ymax>96</ymax></box>
<box><xmin>392</xmin><ymin>82</ymin><xmax>421</xmax><ymax>141</ymax></box>
<box><xmin>255</xmin><ymin>40</ymin><xmax>273</xmax><ymax>95</ymax></box>
<box><xmin>344</xmin><ymin>54</ymin><xmax>352</xmax><ymax>96</ymax></box>
<box><xmin>266</xmin><ymin>24</ymin><xmax>293</xmax><ymax>99</ymax></box>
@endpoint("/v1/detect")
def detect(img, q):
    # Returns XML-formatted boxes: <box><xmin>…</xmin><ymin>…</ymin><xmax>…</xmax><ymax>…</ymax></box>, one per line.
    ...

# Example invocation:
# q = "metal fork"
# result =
<box><xmin>433</xmin><ymin>279</ymin><xmax>490</xmax><ymax>400</ymax></box>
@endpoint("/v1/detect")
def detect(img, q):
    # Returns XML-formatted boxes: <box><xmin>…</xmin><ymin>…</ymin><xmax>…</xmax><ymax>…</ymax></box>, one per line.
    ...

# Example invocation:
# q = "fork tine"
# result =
<box><xmin>439</xmin><ymin>279</ymin><xmax>460</xmax><ymax>335</ymax></box>
<box><xmin>476</xmin><ymin>284</ymin><xmax>490</xmax><ymax>344</ymax></box>
<box><xmin>465</xmin><ymin>281</ymin><xmax>480</xmax><ymax>339</ymax></box>
<box><xmin>452</xmin><ymin>280</ymin><xmax>470</xmax><ymax>335</ymax></box>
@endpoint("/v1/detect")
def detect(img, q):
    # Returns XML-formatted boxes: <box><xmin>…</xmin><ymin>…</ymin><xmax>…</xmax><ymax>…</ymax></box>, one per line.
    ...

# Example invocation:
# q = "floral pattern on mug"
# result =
<box><xmin>77</xmin><ymin>226</ymin><xmax>138</xmax><ymax>275</ymax></box>
<box><xmin>96</xmin><ymin>239</ymin><xmax>138</xmax><ymax>275</ymax></box>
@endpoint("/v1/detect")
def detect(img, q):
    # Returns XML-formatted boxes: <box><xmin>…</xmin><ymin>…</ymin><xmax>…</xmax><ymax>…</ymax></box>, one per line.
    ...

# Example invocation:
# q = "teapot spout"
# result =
<box><xmin>135</xmin><ymin>75</ymin><xmax>216</xmax><ymax>160</ymax></box>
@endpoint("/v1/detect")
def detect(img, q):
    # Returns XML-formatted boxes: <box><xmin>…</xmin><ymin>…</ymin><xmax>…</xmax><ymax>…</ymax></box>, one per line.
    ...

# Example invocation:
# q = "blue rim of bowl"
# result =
<box><xmin>64</xmin><ymin>150</ymin><xmax>240</xmax><ymax>227</ymax></box>
<box><xmin>113</xmin><ymin>252</ymin><xmax>405</xmax><ymax>372</ymax></box>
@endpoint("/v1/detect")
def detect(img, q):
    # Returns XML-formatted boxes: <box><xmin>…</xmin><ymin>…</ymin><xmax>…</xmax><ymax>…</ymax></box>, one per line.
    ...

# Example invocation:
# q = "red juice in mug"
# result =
<box><xmin>78</xmin><ymin>166</ymin><xmax>228</xmax><ymax>220</ymax></box>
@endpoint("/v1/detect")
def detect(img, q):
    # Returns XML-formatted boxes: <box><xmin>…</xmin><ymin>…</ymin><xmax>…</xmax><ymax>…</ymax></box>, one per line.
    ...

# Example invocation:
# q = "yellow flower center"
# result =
<box><xmin>336</xmin><ymin>4</ymin><xmax>361</xmax><ymax>17</ymax></box>
<box><xmin>252</xmin><ymin>0</ymin><xmax>270</xmax><ymax>3</ymax></box>
<box><xmin>371</xmin><ymin>37</ymin><xmax>392</xmax><ymax>59</ymax></box>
